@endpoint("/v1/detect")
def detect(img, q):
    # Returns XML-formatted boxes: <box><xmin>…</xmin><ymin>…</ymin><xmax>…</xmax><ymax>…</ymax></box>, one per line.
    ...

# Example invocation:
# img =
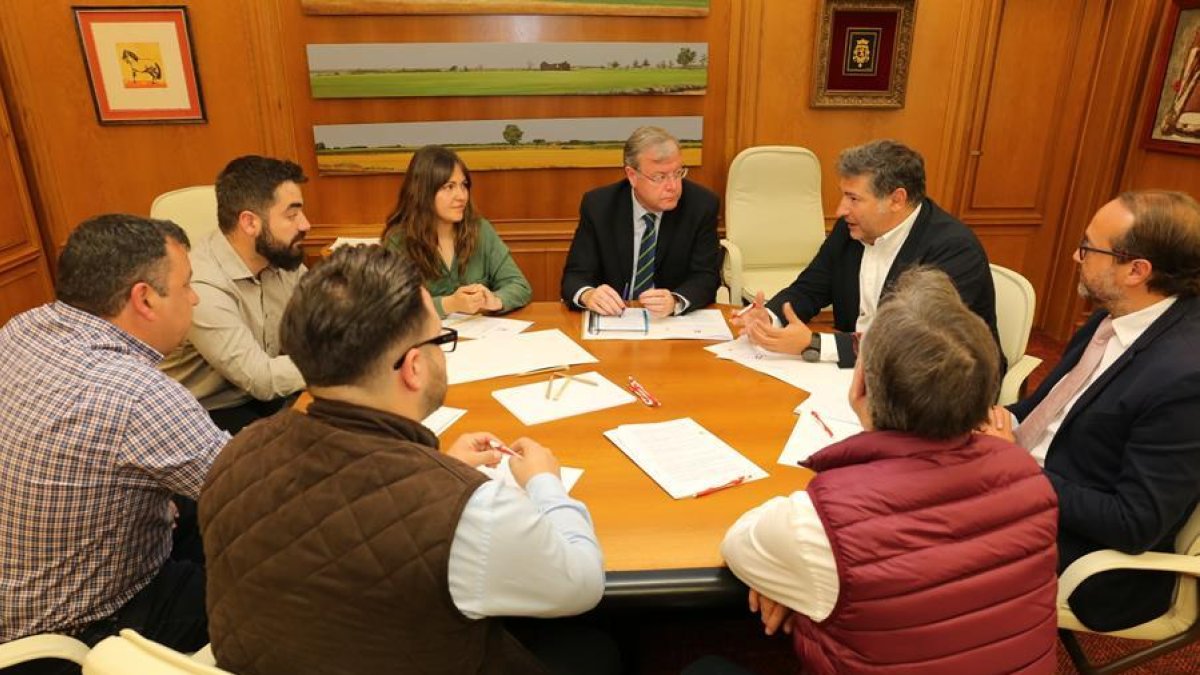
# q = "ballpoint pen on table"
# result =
<box><xmin>627</xmin><ymin>376</ymin><xmax>661</xmax><ymax>407</ymax></box>
<box><xmin>693</xmin><ymin>475</ymin><xmax>748</xmax><ymax>499</ymax></box>
<box><xmin>811</xmin><ymin>410</ymin><xmax>834</xmax><ymax>438</ymax></box>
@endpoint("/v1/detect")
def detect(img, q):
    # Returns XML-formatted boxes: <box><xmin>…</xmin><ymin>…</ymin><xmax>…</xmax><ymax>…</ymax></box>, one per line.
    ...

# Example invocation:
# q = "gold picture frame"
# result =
<box><xmin>811</xmin><ymin>0</ymin><xmax>917</xmax><ymax>109</ymax></box>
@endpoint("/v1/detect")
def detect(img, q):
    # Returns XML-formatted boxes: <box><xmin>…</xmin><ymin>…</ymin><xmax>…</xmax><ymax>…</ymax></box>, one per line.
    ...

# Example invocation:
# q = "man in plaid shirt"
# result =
<box><xmin>0</xmin><ymin>215</ymin><xmax>229</xmax><ymax>670</ymax></box>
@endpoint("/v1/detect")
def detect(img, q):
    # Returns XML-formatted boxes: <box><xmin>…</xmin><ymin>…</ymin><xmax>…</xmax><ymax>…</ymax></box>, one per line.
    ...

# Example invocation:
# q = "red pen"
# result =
<box><xmin>627</xmin><ymin>376</ymin><xmax>661</xmax><ymax>407</ymax></box>
<box><xmin>487</xmin><ymin>439</ymin><xmax>519</xmax><ymax>458</ymax></box>
<box><xmin>811</xmin><ymin>411</ymin><xmax>834</xmax><ymax>438</ymax></box>
<box><xmin>693</xmin><ymin>475</ymin><xmax>747</xmax><ymax>499</ymax></box>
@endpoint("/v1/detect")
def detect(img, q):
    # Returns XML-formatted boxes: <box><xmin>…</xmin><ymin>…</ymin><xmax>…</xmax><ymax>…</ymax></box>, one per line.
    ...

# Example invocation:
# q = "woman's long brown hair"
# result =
<box><xmin>382</xmin><ymin>145</ymin><xmax>479</xmax><ymax>280</ymax></box>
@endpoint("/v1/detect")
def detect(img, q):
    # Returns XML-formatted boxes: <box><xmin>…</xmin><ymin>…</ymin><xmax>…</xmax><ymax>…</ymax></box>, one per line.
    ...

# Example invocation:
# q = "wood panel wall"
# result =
<box><xmin>0</xmin><ymin>0</ymin><xmax>1192</xmax><ymax>337</ymax></box>
<box><xmin>0</xmin><ymin>77</ymin><xmax>54</xmax><ymax>322</ymax></box>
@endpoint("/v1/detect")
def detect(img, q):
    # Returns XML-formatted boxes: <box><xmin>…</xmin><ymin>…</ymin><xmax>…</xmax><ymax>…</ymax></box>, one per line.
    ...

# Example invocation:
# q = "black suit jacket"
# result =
<box><xmin>765</xmin><ymin>198</ymin><xmax>1001</xmax><ymax>368</ymax></box>
<box><xmin>1009</xmin><ymin>297</ymin><xmax>1200</xmax><ymax>631</ymax></box>
<box><xmin>560</xmin><ymin>179</ymin><xmax>720</xmax><ymax>312</ymax></box>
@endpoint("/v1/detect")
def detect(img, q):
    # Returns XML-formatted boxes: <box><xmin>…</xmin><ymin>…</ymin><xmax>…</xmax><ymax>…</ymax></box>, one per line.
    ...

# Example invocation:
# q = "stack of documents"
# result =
<box><xmin>582</xmin><ymin>308</ymin><xmax>733</xmax><ymax>341</ymax></box>
<box><xmin>478</xmin><ymin>455</ymin><xmax>583</xmax><ymax>494</ymax></box>
<box><xmin>446</xmin><ymin>329</ymin><xmax>598</xmax><ymax>385</ymax></box>
<box><xmin>443</xmin><ymin>313</ymin><xmax>532</xmax><ymax>340</ymax></box>
<box><xmin>492</xmin><ymin>372</ymin><xmax>635</xmax><ymax>425</ymax></box>
<box><xmin>604</xmin><ymin>417</ymin><xmax>769</xmax><ymax>499</ymax></box>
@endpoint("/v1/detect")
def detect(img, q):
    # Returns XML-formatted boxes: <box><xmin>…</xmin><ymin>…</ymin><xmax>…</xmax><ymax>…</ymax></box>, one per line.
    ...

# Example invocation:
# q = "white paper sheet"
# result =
<box><xmin>330</xmin><ymin>236</ymin><xmax>379</xmax><ymax>250</ymax></box>
<box><xmin>420</xmin><ymin>406</ymin><xmax>466</xmax><ymax>436</ymax></box>
<box><xmin>443</xmin><ymin>313</ymin><xmax>533</xmax><ymax>340</ymax></box>
<box><xmin>603</xmin><ymin>417</ymin><xmax>769</xmax><ymax>499</ymax></box>
<box><xmin>776</xmin><ymin>410</ymin><xmax>863</xmax><ymax>467</ymax></box>
<box><xmin>445</xmin><ymin>329</ymin><xmax>598</xmax><ymax>385</ymax></box>
<box><xmin>492</xmin><ymin>372</ymin><xmax>636</xmax><ymax>425</ymax></box>
<box><xmin>477</xmin><ymin>455</ymin><xmax>583</xmax><ymax>494</ymax></box>
<box><xmin>582</xmin><ymin>309</ymin><xmax>734</xmax><ymax>341</ymax></box>
<box><xmin>706</xmin><ymin>337</ymin><xmax>858</xmax><ymax>423</ymax></box>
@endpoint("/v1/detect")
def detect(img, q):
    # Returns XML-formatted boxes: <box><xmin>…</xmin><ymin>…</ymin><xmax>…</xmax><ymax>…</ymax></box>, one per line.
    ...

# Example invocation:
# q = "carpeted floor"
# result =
<box><xmin>623</xmin><ymin>330</ymin><xmax>1200</xmax><ymax>674</ymax></box>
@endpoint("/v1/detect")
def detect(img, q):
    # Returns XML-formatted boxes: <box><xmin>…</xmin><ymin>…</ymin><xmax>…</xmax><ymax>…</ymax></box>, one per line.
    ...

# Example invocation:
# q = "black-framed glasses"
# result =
<box><xmin>392</xmin><ymin>327</ymin><xmax>458</xmax><ymax>370</ymax></box>
<box><xmin>634</xmin><ymin>167</ymin><xmax>688</xmax><ymax>185</ymax></box>
<box><xmin>1077</xmin><ymin>237</ymin><xmax>1143</xmax><ymax>262</ymax></box>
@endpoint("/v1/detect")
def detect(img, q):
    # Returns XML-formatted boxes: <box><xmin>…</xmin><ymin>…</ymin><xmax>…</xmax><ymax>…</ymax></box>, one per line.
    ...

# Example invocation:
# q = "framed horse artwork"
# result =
<box><xmin>73</xmin><ymin>6</ymin><xmax>205</xmax><ymax>124</ymax></box>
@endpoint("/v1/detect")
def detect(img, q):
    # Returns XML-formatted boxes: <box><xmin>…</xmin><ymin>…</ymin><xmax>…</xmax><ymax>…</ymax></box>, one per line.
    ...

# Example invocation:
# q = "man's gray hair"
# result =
<box><xmin>860</xmin><ymin>266</ymin><xmax>999</xmax><ymax>439</ymax></box>
<box><xmin>836</xmin><ymin>139</ymin><xmax>926</xmax><ymax>205</ymax></box>
<box><xmin>623</xmin><ymin>126</ymin><xmax>680</xmax><ymax>169</ymax></box>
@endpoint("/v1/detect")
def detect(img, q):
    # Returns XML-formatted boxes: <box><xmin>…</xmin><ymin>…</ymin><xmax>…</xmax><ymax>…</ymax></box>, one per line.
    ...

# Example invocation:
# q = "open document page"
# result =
<box><xmin>446</xmin><ymin>329</ymin><xmax>598</xmax><ymax>385</ymax></box>
<box><xmin>582</xmin><ymin>308</ymin><xmax>733</xmax><ymax>341</ymax></box>
<box><xmin>603</xmin><ymin>417</ymin><xmax>769</xmax><ymax>499</ymax></box>
<box><xmin>443</xmin><ymin>313</ymin><xmax>533</xmax><ymax>340</ymax></box>
<box><xmin>777</xmin><ymin>410</ymin><xmax>863</xmax><ymax>466</ymax></box>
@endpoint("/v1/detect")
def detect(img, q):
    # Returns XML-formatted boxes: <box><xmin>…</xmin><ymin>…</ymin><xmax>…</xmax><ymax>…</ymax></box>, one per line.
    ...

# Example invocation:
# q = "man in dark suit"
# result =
<box><xmin>561</xmin><ymin>126</ymin><xmax>720</xmax><ymax>317</ymax></box>
<box><xmin>734</xmin><ymin>139</ymin><xmax>999</xmax><ymax>368</ymax></box>
<box><xmin>986</xmin><ymin>190</ymin><xmax>1200</xmax><ymax>631</ymax></box>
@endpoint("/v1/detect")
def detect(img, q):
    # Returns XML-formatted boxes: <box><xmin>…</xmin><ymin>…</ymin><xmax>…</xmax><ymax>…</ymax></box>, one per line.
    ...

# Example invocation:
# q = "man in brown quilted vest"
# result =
<box><xmin>199</xmin><ymin>245</ymin><xmax>615</xmax><ymax>674</ymax></box>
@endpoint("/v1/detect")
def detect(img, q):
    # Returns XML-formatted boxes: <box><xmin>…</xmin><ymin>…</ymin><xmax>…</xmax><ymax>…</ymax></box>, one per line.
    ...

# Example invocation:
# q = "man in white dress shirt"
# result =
<box><xmin>200</xmin><ymin>245</ymin><xmax>616</xmax><ymax>675</ymax></box>
<box><xmin>733</xmin><ymin>139</ymin><xmax>1000</xmax><ymax>369</ymax></box>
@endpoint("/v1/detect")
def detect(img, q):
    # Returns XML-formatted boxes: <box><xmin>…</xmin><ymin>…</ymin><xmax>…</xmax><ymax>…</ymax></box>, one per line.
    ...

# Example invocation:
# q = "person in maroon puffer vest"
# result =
<box><xmin>720</xmin><ymin>266</ymin><xmax>1059</xmax><ymax>675</ymax></box>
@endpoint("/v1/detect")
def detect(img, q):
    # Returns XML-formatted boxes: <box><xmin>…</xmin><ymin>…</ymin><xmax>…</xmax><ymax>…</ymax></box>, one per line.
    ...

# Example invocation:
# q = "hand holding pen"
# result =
<box><xmin>581</xmin><ymin>284</ymin><xmax>626</xmax><ymax>316</ymax></box>
<box><xmin>445</xmin><ymin>432</ymin><xmax>507</xmax><ymax>468</ymax></box>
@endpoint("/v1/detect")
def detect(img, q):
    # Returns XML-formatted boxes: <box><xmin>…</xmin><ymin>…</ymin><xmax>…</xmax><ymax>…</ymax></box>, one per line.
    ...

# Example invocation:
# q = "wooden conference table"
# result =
<box><xmin>439</xmin><ymin>301</ymin><xmax>818</xmax><ymax>608</ymax></box>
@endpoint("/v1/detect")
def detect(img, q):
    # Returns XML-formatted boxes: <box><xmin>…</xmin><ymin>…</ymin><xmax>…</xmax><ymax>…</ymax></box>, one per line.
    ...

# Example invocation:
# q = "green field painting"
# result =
<box><xmin>311</xmin><ymin>67</ymin><xmax>706</xmax><ymax>98</ymax></box>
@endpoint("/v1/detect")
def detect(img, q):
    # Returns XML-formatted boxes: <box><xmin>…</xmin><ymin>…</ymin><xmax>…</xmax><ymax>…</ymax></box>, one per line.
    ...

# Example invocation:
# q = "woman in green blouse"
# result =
<box><xmin>382</xmin><ymin>145</ymin><xmax>532</xmax><ymax>317</ymax></box>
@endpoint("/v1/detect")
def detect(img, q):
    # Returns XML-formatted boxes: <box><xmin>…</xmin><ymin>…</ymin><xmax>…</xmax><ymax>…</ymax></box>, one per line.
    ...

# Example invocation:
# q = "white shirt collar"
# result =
<box><xmin>632</xmin><ymin>191</ymin><xmax>661</xmax><ymax>224</ymax></box>
<box><xmin>1110</xmin><ymin>296</ymin><xmax>1177</xmax><ymax>348</ymax></box>
<box><xmin>865</xmin><ymin>203</ymin><xmax>921</xmax><ymax>252</ymax></box>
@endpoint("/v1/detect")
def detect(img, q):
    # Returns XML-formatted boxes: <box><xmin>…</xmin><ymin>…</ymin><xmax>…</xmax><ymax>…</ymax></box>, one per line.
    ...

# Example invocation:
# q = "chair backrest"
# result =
<box><xmin>83</xmin><ymin>630</ymin><xmax>231</xmax><ymax>675</ymax></box>
<box><xmin>725</xmin><ymin>146</ymin><xmax>825</xmax><ymax>269</ymax></box>
<box><xmin>990</xmin><ymin>264</ymin><xmax>1037</xmax><ymax>368</ymax></box>
<box><xmin>1177</xmin><ymin>500</ymin><xmax>1200</xmax><ymax>555</ymax></box>
<box><xmin>150</xmin><ymin>185</ymin><xmax>219</xmax><ymax>242</ymax></box>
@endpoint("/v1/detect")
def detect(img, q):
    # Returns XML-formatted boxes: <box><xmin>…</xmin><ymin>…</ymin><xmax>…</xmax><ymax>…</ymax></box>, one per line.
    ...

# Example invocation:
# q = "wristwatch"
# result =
<box><xmin>801</xmin><ymin>333</ymin><xmax>822</xmax><ymax>362</ymax></box>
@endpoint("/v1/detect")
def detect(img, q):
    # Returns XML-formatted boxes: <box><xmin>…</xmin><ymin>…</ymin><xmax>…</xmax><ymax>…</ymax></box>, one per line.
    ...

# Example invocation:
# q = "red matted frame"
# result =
<box><xmin>1142</xmin><ymin>0</ymin><xmax>1200</xmax><ymax>156</ymax></box>
<box><xmin>73</xmin><ymin>6</ymin><xmax>205</xmax><ymax>124</ymax></box>
<box><xmin>811</xmin><ymin>0</ymin><xmax>917</xmax><ymax>109</ymax></box>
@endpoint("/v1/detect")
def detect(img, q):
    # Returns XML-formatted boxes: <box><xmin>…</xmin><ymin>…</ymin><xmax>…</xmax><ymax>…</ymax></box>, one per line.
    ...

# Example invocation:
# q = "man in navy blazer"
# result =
<box><xmin>988</xmin><ymin>190</ymin><xmax>1200</xmax><ymax>631</ymax></box>
<box><xmin>734</xmin><ymin>140</ymin><xmax>999</xmax><ymax>368</ymax></box>
<box><xmin>561</xmin><ymin>126</ymin><xmax>720</xmax><ymax>317</ymax></box>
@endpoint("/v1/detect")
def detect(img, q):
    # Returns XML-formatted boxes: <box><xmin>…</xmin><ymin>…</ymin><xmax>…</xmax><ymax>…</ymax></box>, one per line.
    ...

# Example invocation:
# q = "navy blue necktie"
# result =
<box><xmin>632</xmin><ymin>212</ymin><xmax>658</xmax><ymax>298</ymax></box>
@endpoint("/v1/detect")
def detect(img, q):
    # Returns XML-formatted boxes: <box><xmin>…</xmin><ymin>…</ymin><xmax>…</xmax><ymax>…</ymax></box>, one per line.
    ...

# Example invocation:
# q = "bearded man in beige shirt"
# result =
<box><xmin>161</xmin><ymin>155</ymin><xmax>310</xmax><ymax>433</ymax></box>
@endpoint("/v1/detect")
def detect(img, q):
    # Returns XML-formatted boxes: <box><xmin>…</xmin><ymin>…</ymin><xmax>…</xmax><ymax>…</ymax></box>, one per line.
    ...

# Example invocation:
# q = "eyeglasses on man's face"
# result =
<box><xmin>634</xmin><ymin>167</ymin><xmax>688</xmax><ymax>185</ymax></box>
<box><xmin>392</xmin><ymin>327</ymin><xmax>458</xmax><ymax>370</ymax></box>
<box><xmin>1077</xmin><ymin>236</ymin><xmax>1142</xmax><ymax>263</ymax></box>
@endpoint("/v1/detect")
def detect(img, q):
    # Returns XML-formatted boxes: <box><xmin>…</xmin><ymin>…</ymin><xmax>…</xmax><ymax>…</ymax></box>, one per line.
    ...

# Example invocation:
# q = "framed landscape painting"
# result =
<box><xmin>301</xmin><ymin>0</ymin><xmax>708</xmax><ymax>17</ymax></box>
<box><xmin>308</xmin><ymin>42</ymin><xmax>707</xmax><ymax>98</ymax></box>
<box><xmin>313</xmin><ymin>116</ymin><xmax>703</xmax><ymax>174</ymax></box>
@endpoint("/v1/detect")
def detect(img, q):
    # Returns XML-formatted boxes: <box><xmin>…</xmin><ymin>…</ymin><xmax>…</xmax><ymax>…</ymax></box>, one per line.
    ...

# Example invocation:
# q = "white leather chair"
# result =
<box><xmin>83</xmin><ymin>630</ymin><xmax>231</xmax><ymax>674</ymax></box>
<box><xmin>721</xmin><ymin>146</ymin><xmax>825</xmax><ymax>304</ymax></box>
<box><xmin>1058</xmin><ymin>502</ymin><xmax>1200</xmax><ymax>674</ymax></box>
<box><xmin>0</xmin><ymin>634</ymin><xmax>89</xmax><ymax>669</ymax></box>
<box><xmin>990</xmin><ymin>264</ymin><xmax>1043</xmax><ymax>405</ymax></box>
<box><xmin>150</xmin><ymin>185</ymin><xmax>219</xmax><ymax>242</ymax></box>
